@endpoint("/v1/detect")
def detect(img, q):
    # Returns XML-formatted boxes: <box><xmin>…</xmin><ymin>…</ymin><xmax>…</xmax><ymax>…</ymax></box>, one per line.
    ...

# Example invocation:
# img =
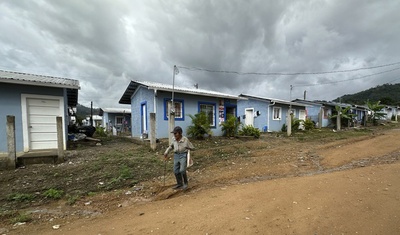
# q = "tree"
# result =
<box><xmin>366</xmin><ymin>100</ymin><xmax>387</xmax><ymax>125</ymax></box>
<box><xmin>330</xmin><ymin>105</ymin><xmax>356</xmax><ymax>130</ymax></box>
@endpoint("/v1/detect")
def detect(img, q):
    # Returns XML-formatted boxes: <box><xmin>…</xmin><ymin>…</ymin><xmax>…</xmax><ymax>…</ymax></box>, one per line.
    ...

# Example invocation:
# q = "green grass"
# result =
<box><xmin>43</xmin><ymin>189</ymin><xmax>64</xmax><ymax>199</ymax></box>
<box><xmin>7</xmin><ymin>193</ymin><xmax>36</xmax><ymax>202</ymax></box>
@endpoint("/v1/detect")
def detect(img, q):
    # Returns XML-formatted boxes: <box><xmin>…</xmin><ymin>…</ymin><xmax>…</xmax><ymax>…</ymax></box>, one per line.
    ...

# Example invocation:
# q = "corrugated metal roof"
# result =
<box><xmin>101</xmin><ymin>108</ymin><xmax>131</xmax><ymax>113</ymax></box>
<box><xmin>119</xmin><ymin>80</ymin><xmax>244</xmax><ymax>104</ymax></box>
<box><xmin>0</xmin><ymin>69</ymin><xmax>80</xmax><ymax>89</ymax></box>
<box><xmin>0</xmin><ymin>69</ymin><xmax>80</xmax><ymax>106</ymax></box>
<box><xmin>239</xmin><ymin>94</ymin><xmax>307</xmax><ymax>107</ymax></box>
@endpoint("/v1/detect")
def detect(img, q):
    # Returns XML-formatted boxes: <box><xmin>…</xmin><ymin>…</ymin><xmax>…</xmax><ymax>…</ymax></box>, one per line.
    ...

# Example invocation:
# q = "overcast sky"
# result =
<box><xmin>1</xmin><ymin>0</ymin><xmax>400</xmax><ymax>108</ymax></box>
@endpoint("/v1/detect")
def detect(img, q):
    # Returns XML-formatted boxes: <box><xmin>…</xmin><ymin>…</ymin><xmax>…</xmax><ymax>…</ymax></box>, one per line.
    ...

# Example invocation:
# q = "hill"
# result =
<box><xmin>333</xmin><ymin>83</ymin><xmax>400</xmax><ymax>105</ymax></box>
<box><xmin>74</xmin><ymin>103</ymin><xmax>100</xmax><ymax>124</ymax></box>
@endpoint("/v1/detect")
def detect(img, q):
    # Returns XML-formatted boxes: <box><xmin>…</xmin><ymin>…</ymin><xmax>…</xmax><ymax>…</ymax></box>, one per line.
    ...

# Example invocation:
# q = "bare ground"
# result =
<box><xmin>1</xmin><ymin>124</ymin><xmax>400</xmax><ymax>234</ymax></box>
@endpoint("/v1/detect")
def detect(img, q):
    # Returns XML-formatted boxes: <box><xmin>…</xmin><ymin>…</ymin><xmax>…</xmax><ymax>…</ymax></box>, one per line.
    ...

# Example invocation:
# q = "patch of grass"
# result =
<box><xmin>7</xmin><ymin>193</ymin><xmax>36</xmax><ymax>202</ymax></box>
<box><xmin>43</xmin><ymin>188</ymin><xmax>64</xmax><ymax>199</ymax></box>
<box><xmin>66</xmin><ymin>195</ymin><xmax>79</xmax><ymax>205</ymax></box>
<box><xmin>11</xmin><ymin>212</ymin><xmax>32</xmax><ymax>224</ymax></box>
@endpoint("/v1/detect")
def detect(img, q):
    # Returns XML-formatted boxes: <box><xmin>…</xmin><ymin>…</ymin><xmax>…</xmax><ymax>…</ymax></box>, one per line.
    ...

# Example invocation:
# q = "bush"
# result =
<box><xmin>43</xmin><ymin>188</ymin><xmax>64</xmax><ymax>199</ymax></box>
<box><xmin>303</xmin><ymin>118</ymin><xmax>315</xmax><ymax>131</ymax></box>
<box><xmin>238</xmin><ymin>125</ymin><xmax>260</xmax><ymax>138</ymax></box>
<box><xmin>95</xmin><ymin>126</ymin><xmax>107</xmax><ymax>137</ymax></box>
<box><xmin>220</xmin><ymin>114</ymin><xmax>239</xmax><ymax>137</ymax></box>
<box><xmin>187</xmin><ymin>112</ymin><xmax>212</xmax><ymax>139</ymax></box>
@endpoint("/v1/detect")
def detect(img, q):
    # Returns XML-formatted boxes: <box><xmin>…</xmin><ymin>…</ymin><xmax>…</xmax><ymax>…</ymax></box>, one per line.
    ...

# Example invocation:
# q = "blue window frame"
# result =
<box><xmin>198</xmin><ymin>101</ymin><xmax>217</xmax><ymax>128</ymax></box>
<box><xmin>164</xmin><ymin>98</ymin><xmax>184</xmax><ymax>121</ymax></box>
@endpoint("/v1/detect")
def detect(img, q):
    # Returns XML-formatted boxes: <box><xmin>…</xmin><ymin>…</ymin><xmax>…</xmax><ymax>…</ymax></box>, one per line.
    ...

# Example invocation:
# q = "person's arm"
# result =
<box><xmin>185</xmin><ymin>137</ymin><xmax>195</xmax><ymax>151</ymax></box>
<box><xmin>164</xmin><ymin>142</ymin><xmax>174</xmax><ymax>159</ymax></box>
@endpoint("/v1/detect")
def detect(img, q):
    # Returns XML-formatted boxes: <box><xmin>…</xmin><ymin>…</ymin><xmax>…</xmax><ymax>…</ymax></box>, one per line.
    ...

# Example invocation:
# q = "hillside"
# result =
<box><xmin>333</xmin><ymin>83</ymin><xmax>400</xmax><ymax>105</ymax></box>
<box><xmin>74</xmin><ymin>104</ymin><xmax>100</xmax><ymax>124</ymax></box>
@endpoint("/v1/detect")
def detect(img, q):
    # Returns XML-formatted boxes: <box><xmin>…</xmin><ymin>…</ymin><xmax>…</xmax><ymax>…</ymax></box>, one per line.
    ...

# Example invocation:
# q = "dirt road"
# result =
<box><xmin>6</xmin><ymin>128</ymin><xmax>400</xmax><ymax>234</ymax></box>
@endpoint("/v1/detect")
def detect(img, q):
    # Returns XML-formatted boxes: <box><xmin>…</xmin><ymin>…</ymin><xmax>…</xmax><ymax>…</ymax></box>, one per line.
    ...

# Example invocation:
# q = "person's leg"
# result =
<box><xmin>178</xmin><ymin>153</ymin><xmax>188</xmax><ymax>189</ymax></box>
<box><xmin>173</xmin><ymin>154</ymin><xmax>183</xmax><ymax>189</ymax></box>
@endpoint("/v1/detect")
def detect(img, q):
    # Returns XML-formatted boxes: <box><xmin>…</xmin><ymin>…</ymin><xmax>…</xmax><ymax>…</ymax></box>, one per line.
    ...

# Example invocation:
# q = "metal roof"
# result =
<box><xmin>100</xmin><ymin>108</ymin><xmax>131</xmax><ymax>114</ymax></box>
<box><xmin>0</xmin><ymin>69</ymin><xmax>80</xmax><ymax>106</ymax></box>
<box><xmin>119</xmin><ymin>80</ymin><xmax>244</xmax><ymax>104</ymax></box>
<box><xmin>239</xmin><ymin>94</ymin><xmax>307</xmax><ymax>107</ymax></box>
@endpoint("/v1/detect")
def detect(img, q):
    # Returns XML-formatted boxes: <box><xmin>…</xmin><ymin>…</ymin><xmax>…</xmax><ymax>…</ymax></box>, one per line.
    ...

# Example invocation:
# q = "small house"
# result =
<box><xmin>119</xmin><ymin>81</ymin><xmax>243</xmax><ymax>138</ymax></box>
<box><xmin>237</xmin><ymin>94</ymin><xmax>307</xmax><ymax>132</ymax></box>
<box><xmin>99</xmin><ymin>108</ymin><xmax>131</xmax><ymax>133</ymax></box>
<box><xmin>0</xmin><ymin>70</ymin><xmax>80</xmax><ymax>168</ymax></box>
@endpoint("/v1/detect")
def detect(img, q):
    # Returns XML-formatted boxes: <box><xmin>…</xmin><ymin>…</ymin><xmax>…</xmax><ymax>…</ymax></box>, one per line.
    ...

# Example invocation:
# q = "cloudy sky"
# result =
<box><xmin>1</xmin><ymin>0</ymin><xmax>400</xmax><ymax>108</ymax></box>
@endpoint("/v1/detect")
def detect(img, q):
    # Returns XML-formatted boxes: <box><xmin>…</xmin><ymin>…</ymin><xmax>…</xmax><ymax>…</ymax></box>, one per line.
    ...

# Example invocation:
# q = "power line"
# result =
<box><xmin>292</xmin><ymin>67</ymin><xmax>400</xmax><ymax>88</ymax></box>
<box><xmin>177</xmin><ymin>61</ymin><xmax>400</xmax><ymax>76</ymax></box>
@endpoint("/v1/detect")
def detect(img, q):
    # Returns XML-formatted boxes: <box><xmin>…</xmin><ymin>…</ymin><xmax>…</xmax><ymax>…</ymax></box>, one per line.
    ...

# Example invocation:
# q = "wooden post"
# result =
<box><xmin>6</xmin><ymin>115</ymin><xmax>16</xmax><ymax>169</ymax></box>
<box><xmin>150</xmin><ymin>113</ymin><xmax>156</xmax><ymax>150</ymax></box>
<box><xmin>56</xmin><ymin>116</ymin><xmax>64</xmax><ymax>164</ymax></box>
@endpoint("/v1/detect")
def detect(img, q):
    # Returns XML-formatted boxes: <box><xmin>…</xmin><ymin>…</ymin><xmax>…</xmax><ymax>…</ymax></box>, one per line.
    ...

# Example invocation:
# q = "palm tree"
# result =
<box><xmin>330</xmin><ymin>105</ymin><xmax>356</xmax><ymax>131</ymax></box>
<box><xmin>366</xmin><ymin>100</ymin><xmax>386</xmax><ymax>125</ymax></box>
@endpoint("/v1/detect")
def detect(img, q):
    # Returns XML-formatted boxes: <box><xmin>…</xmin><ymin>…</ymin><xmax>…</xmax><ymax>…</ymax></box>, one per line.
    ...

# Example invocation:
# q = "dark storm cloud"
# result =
<box><xmin>0</xmin><ymin>0</ymin><xmax>399</xmax><ymax>107</ymax></box>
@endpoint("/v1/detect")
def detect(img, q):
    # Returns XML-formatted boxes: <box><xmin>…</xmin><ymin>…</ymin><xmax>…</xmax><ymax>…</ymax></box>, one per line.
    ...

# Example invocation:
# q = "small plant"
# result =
<box><xmin>43</xmin><ymin>188</ymin><xmax>64</xmax><ymax>199</ymax></box>
<box><xmin>220</xmin><ymin>114</ymin><xmax>239</xmax><ymax>137</ymax></box>
<box><xmin>66</xmin><ymin>195</ymin><xmax>79</xmax><ymax>205</ymax></box>
<box><xmin>11</xmin><ymin>213</ymin><xmax>32</xmax><ymax>224</ymax></box>
<box><xmin>187</xmin><ymin>112</ymin><xmax>212</xmax><ymax>139</ymax></box>
<box><xmin>7</xmin><ymin>193</ymin><xmax>36</xmax><ymax>202</ymax></box>
<box><xmin>95</xmin><ymin>126</ymin><xmax>107</xmax><ymax>137</ymax></box>
<box><xmin>119</xmin><ymin>164</ymin><xmax>133</xmax><ymax>180</ymax></box>
<box><xmin>238</xmin><ymin>125</ymin><xmax>260</xmax><ymax>138</ymax></box>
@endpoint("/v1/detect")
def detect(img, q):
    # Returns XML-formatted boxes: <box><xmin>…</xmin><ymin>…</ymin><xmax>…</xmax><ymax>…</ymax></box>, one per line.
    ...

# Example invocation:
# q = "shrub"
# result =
<box><xmin>43</xmin><ymin>188</ymin><xmax>64</xmax><ymax>199</ymax></box>
<box><xmin>220</xmin><ymin>114</ymin><xmax>239</xmax><ymax>137</ymax></box>
<box><xmin>187</xmin><ymin>112</ymin><xmax>212</xmax><ymax>139</ymax></box>
<box><xmin>238</xmin><ymin>125</ymin><xmax>260</xmax><ymax>138</ymax></box>
<box><xmin>95</xmin><ymin>126</ymin><xmax>107</xmax><ymax>137</ymax></box>
<box><xmin>303</xmin><ymin>118</ymin><xmax>315</xmax><ymax>131</ymax></box>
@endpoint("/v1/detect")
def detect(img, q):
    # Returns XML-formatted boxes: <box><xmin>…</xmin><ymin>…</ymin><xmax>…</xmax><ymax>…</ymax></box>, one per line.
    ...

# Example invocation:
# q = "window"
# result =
<box><xmin>115</xmin><ymin>116</ymin><xmax>123</xmax><ymax>126</ymax></box>
<box><xmin>199</xmin><ymin>102</ymin><xmax>216</xmax><ymax>127</ymax></box>
<box><xmin>164</xmin><ymin>99</ymin><xmax>184</xmax><ymax>121</ymax></box>
<box><xmin>273</xmin><ymin>107</ymin><xmax>281</xmax><ymax>120</ymax></box>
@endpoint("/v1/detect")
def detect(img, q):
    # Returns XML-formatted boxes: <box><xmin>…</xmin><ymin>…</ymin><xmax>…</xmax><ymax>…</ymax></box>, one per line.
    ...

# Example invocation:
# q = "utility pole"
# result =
<box><xmin>169</xmin><ymin>65</ymin><xmax>178</xmax><ymax>145</ymax></box>
<box><xmin>287</xmin><ymin>85</ymin><xmax>293</xmax><ymax>136</ymax></box>
<box><xmin>90</xmin><ymin>101</ymin><xmax>93</xmax><ymax>126</ymax></box>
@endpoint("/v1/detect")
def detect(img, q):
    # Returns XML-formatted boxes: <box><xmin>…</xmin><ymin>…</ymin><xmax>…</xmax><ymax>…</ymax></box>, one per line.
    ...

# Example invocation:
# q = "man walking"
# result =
<box><xmin>164</xmin><ymin>126</ymin><xmax>195</xmax><ymax>190</ymax></box>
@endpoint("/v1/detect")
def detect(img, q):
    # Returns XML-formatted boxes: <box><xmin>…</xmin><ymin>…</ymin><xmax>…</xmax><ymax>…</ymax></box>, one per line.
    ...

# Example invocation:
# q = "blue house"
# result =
<box><xmin>237</xmin><ymin>94</ymin><xmax>307</xmax><ymax>132</ymax></box>
<box><xmin>0</xmin><ymin>70</ymin><xmax>80</xmax><ymax>168</ymax></box>
<box><xmin>99</xmin><ymin>108</ymin><xmax>131</xmax><ymax>133</ymax></box>
<box><xmin>293</xmin><ymin>99</ymin><xmax>330</xmax><ymax>127</ymax></box>
<box><xmin>119</xmin><ymin>81</ymin><xmax>243</xmax><ymax>138</ymax></box>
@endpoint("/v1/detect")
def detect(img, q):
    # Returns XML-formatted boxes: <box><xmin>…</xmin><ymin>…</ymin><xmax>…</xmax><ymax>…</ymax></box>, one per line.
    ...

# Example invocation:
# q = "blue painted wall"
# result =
<box><xmin>130</xmin><ymin>87</ymin><xmax>238</xmax><ymax>138</ymax></box>
<box><xmin>237</xmin><ymin>98</ymin><xmax>307</xmax><ymax>132</ymax></box>
<box><xmin>0</xmin><ymin>83</ymin><xmax>66</xmax><ymax>155</ymax></box>
<box><xmin>237</xmin><ymin>98</ymin><xmax>269</xmax><ymax>131</ymax></box>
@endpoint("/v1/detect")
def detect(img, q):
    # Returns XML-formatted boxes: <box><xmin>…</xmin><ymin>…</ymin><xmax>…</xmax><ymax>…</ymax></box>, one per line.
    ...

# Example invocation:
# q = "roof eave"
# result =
<box><xmin>0</xmin><ymin>78</ymin><xmax>80</xmax><ymax>90</ymax></box>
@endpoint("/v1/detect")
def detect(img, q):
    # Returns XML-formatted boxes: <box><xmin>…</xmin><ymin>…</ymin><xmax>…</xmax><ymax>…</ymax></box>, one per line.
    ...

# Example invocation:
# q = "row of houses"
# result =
<box><xmin>0</xmin><ymin>70</ymin><xmax>398</xmax><ymax>168</ymax></box>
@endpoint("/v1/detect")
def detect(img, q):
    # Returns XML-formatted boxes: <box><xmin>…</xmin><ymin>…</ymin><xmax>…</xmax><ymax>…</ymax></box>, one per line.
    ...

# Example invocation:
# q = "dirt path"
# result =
<box><xmin>7</xmin><ymin>129</ymin><xmax>400</xmax><ymax>235</ymax></box>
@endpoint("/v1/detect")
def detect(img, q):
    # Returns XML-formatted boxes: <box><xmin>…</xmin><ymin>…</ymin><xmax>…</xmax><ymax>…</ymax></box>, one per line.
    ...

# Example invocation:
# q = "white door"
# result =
<box><xmin>22</xmin><ymin>94</ymin><xmax>64</xmax><ymax>151</ymax></box>
<box><xmin>245</xmin><ymin>108</ymin><xmax>254</xmax><ymax>126</ymax></box>
<box><xmin>299</xmin><ymin>110</ymin><xmax>306</xmax><ymax>121</ymax></box>
<box><xmin>141</xmin><ymin>103</ymin><xmax>147</xmax><ymax>134</ymax></box>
